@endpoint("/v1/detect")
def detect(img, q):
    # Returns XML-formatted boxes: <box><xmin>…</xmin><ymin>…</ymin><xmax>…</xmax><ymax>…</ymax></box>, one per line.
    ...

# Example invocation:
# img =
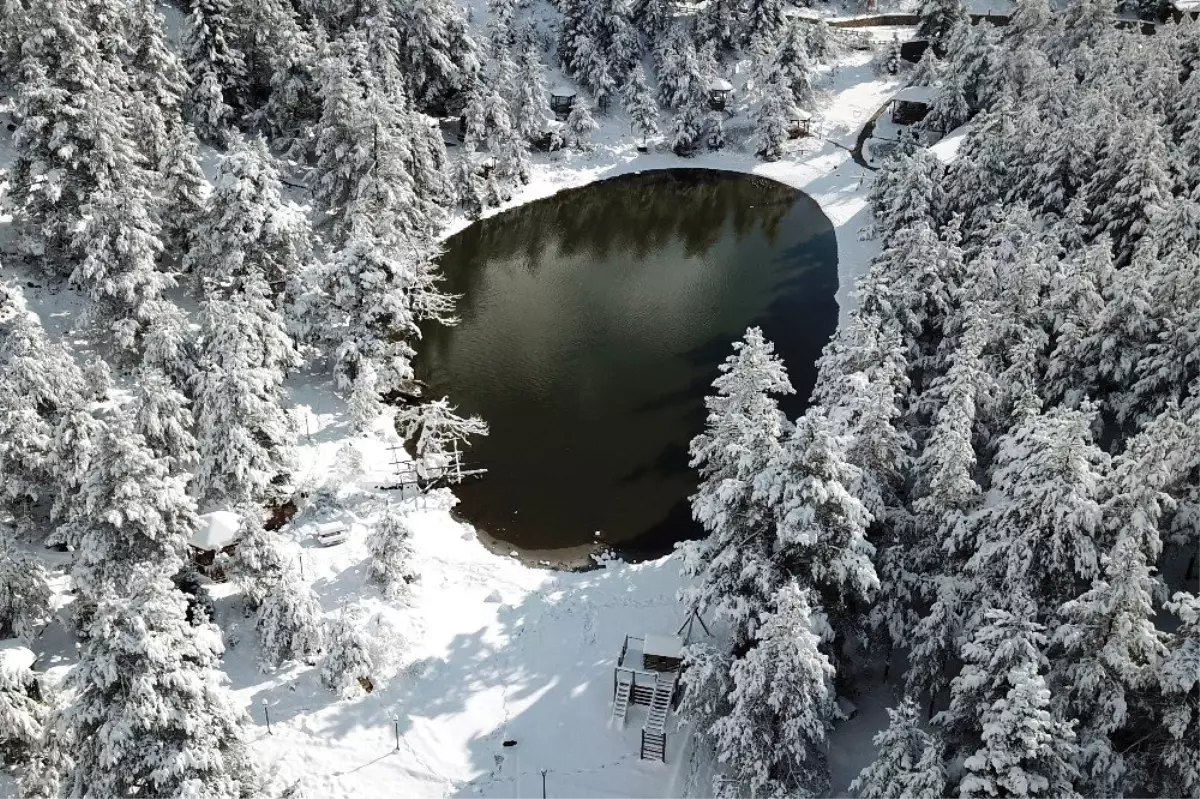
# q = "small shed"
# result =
<box><xmin>642</xmin><ymin>633</ymin><xmax>684</xmax><ymax>672</ymax></box>
<box><xmin>189</xmin><ymin>511</ymin><xmax>242</xmax><ymax>570</ymax></box>
<box><xmin>708</xmin><ymin>78</ymin><xmax>734</xmax><ymax>112</ymax></box>
<box><xmin>890</xmin><ymin>85</ymin><xmax>936</xmax><ymax>125</ymax></box>
<box><xmin>550</xmin><ymin>85</ymin><xmax>577</xmax><ymax>120</ymax></box>
<box><xmin>1172</xmin><ymin>0</ymin><xmax>1200</xmax><ymax>19</ymax></box>
<box><xmin>788</xmin><ymin>107</ymin><xmax>813</xmax><ymax>139</ymax></box>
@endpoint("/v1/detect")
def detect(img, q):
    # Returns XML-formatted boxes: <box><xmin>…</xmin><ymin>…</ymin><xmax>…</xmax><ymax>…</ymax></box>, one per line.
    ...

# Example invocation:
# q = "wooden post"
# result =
<box><xmin>262</xmin><ymin>699</ymin><xmax>272</xmax><ymax>734</ymax></box>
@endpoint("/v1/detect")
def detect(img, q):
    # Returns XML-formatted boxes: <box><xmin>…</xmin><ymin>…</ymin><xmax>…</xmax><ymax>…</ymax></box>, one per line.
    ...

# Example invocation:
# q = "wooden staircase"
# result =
<box><xmin>612</xmin><ymin>673</ymin><xmax>633</xmax><ymax>726</ymax></box>
<box><xmin>639</xmin><ymin>672</ymin><xmax>674</xmax><ymax>762</ymax></box>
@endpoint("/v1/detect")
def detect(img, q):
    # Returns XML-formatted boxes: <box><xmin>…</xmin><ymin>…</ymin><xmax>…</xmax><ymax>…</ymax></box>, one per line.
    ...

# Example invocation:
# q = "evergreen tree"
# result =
<box><xmin>256</xmin><ymin>567</ymin><xmax>325</xmax><ymax>667</ymax></box>
<box><xmin>917</xmin><ymin>0</ymin><xmax>967</xmax><ymax>49</ymax></box>
<box><xmin>223</xmin><ymin>506</ymin><xmax>288</xmax><ymax>611</ymax></box>
<box><xmin>159</xmin><ymin>122</ymin><xmax>211</xmax><ymax>261</ymax></box>
<box><xmin>186</xmin><ymin>137</ymin><xmax>314</xmax><ymax>298</ymax></box>
<box><xmin>680</xmin><ymin>328</ymin><xmax>793</xmax><ymax>644</ymax></box>
<box><xmin>320</xmin><ymin>606</ymin><xmax>375</xmax><ymax>697</ymax></box>
<box><xmin>566</xmin><ymin>100</ymin><xmax>599</xmax><ymax>149</ymax></box>
<box><xmin>366</xmin><ymin>507</ymin><xmax>418</xmax><ymax>599</ymax></box>
<box><xmin>1156</xmin><ymin>591</ymin><xmax>1200</xmax><ymax>799</ymax></box>
<box><xmin>742</xmin><ymin>0</ymin><xmax>788</xmax><ymax>50</ymax></box>
<box><xmin>58</xmin><ymin>573</ymin><xmax>259</xmax><ymax>797</ymax></box>
<box><xmin>513</xmin><ymin>34</ymin><xmax>551</xmax><ymax>142</ymax></box>
<box><xmin>65</xmin><ymin>411</ymin><xmax>196</xmax><ymax>608</ymax></box>
<box><xmin>851</xmin><ymin>698</ymin><xmax>947</xmax><ymax>799</ymax></box>
<box><xmin>395</xmin><ymin>0</ymin><xmax>482</xmax><ymax>110</ymax></box>
<box><xmin>623</xmin><ymin>64</ymin><xmax>660</xmax><ymax>143</ymax></box>
<box><xmin>184</xmin><ymin>0</ymin><xmax>248</xmax><ymax>142</ymax></box>
<box><xmin>133</xmin><ymin>368</ymin><xmax>198</xmax><ymax>469</ymax></box>
<box><xmin>939</xmin><ymin>604</ymin><xmax>1081</xmax><ymax>799</ymax></box>
<box><xmin>0</xmin><ymin>648</ymin><xmax>46</xmax><ymax>765</ymax></box>
<box><xmin>191</xmin><ymin>285</ymin><xmax>298</xmax><ymax>510</ymax></box>
<box><xmin>709</xmin><ymin>583</ymin><xmax>835</xmax><ymax>797</ymax></box>
<box><xmin>0</xmin><ymin>537</ymin><xmax>52</xmax><ymax>641</ymax></box>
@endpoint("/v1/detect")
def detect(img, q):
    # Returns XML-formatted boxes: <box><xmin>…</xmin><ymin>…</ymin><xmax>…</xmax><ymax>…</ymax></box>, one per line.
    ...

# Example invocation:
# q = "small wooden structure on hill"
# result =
<box><xmin>889</xmin><ymin>85</ymin><xmax>936</xmax><ymax>125</ymax></box>
<box><xmin>188</xmin><ymin>511</ymin><xmax>242</xmax><ymax>574</ymax></box>
<box><xmin>550</xmin><ymin>86</ymin><xmax>577</xmax><ymax>120</ymax></box>
<box><xmin>708</xmin><ymin>78</ymin><xmax>734</xmax><ymax>112</ymax></box>
<box><xmin>612</xmin><ymin>632</ymin><xmax>684</xmax><ymax>762</ymax></box>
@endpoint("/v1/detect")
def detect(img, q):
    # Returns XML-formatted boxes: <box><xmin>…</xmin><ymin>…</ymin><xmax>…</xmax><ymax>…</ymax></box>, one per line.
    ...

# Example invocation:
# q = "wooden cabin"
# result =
<box><xmin>189</xmin><ymin>510</ymin><xmax>242</xmax><ymax>575</ymax></box>
<box><xmin>550</xmin><ymin>86</ymin><xmax>577</xmax><ymax>120</ymax></box>
<box><xmin>708</xmin><ymin>78</ymin><xmax>734</xmax><ymax>112</ymax></box>
<box><xmin>788</xmin><ymin>107</ymin><xmax>813</xmax><ymax>139</ymax></box>
<box><xmin>890</xmin><ymin>85</ymin><xmax>936</xmax><ymax>125</ymax></box>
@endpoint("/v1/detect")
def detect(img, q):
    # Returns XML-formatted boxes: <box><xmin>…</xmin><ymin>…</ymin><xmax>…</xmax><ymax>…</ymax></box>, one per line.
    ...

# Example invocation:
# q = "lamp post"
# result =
<box><xmin>393</xmin><ymin>715</ymin><xmax>400</xmax><ymax>751</ymax></box>
<box><xmin>540</xmin><ymin>768</ymin><xmax>547</xmax><ymax>799</ymax></box>
<box><xmin>262</xmin><ymin>699</ymin><xmax>272</xmax><ymax>735</ymax></box>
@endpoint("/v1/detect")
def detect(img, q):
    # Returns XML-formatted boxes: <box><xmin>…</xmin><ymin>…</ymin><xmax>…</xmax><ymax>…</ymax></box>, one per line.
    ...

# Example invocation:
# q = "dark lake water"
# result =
<box><xmin>417</xmin><ymin>169</ymin><xmax>838</xmax><ymax>558</ymax></box>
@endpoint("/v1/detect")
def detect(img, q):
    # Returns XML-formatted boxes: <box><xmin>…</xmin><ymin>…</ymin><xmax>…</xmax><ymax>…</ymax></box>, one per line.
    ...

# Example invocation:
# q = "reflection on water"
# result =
<box><xmin>416</xmin><ymin>169</ymin><xmax>838</xmax><ymax>557</ymax></box>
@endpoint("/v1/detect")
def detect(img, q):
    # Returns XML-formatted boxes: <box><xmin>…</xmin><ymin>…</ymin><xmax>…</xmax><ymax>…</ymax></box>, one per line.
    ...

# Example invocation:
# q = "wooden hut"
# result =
<box><xmin>889</xmin><ymin>85</ymin><xmax>936</xmax><ymax>125</ymax></box>
<box><xmin>788</xmin><ymin>107</ymin><xmax>813</xmax><ymax>139</ymax></box>
<box><xmin>612</xmin><ymin>633</ymin><xmax>684</xmax><ymax>762</ymax></box>
<box><xmin>708</xmin><ymin>78</ymin><xmax>734</xmax><ymax>112</ymax></box>
<box><xmin>550</xmin><ymin>85</ymin><xmax>577</xmax><ymax>120</ymax></box>
<box><xmin>189</xmin><ymin>510</ymin><xmax>242</xmax><ymax>574</ymax></box>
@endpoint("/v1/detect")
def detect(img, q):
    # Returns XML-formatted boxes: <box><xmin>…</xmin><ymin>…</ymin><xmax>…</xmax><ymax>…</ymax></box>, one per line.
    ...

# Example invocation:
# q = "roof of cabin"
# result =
<box><xmin>892</xmin><ymin>85</ymin><xmax>937</xmax><ymax>104</ymax></box>
<box><xmin>190</xmin><ymin>510</ymin><xmax>242</xmax><ymax>551</ymax></box>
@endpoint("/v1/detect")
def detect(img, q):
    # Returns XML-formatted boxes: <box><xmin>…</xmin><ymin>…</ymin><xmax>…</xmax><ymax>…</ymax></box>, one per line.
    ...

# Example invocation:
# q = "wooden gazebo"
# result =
<box><xmin>612</xmin><ymin>633</ymin><xmax>684</xmax><ymax>762</ymax></box>
<box><xmin>550</xmin><ymin>85</ymin><xmax>577</xmax><ymax>120</ymax></box>
<box><xmin>889</xmin><ymin>85</ymin><xmax>936</xmax><ymax>125</ymax></box>
<box><xmin>708</xmin><ymin>78</ymin><xmax>734</xmax><ymax>112</ymax></box>
<box><xmin>788</xmin><ymin>107</ymin><xmax>813</xmax><ymax>138</ymax></box>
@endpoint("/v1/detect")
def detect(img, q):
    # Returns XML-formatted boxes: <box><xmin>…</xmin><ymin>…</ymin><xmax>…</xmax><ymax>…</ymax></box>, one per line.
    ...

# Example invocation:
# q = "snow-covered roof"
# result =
<box><xmin>792</xmin><ymin>108</ymin><xmax>813</xmax><ymax>121</ymax></box>
<box><xmin>0</xmin><ymin>640</ymin><xmax>36</xmax><ymax>675</ymax></box>
<box><xmin>892</xmin><ymin>85</ymin><xmax>937</xmax><ymax>105</ymax></box>
<box><xmin>931</xmin><ymin>125</ymin><xmax>968</xmax><ymax>164</ymax></box>
<box><xmin>190</xmin><ymin>510</ymin><xmax>242</xmax><ymax>551</ymax></box>
<box><xmin>643</xmin><ymin>633</ymin><xmax>683</xmax><ymax>659</ymax></box>
<box><xmin>710</xmin><ymin>78</ymin><xmax>734</xmax><ymax>92</ymax></box>
<box><xmin>1174</xmin><ymin>0</ymin><xmax>1200</xmax><ymax>10</ymax></box>
<box><xmin>550</xmin><ymin>85</ymin><xmax>577</xmax><ymax>97</ymax></box>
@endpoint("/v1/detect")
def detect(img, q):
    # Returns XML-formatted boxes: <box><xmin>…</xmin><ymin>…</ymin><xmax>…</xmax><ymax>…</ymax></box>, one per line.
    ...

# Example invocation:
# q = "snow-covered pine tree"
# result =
<box><xmin>256</xmin><ymin>566</ymin><xmax>325</xmax><ymax>666</ymax></box>
<box><xmin>191</xmin><ymin>285</ymin><xmax>298</xmax><ymax>511</ymax></box>
<box><xmin>623</xmin><ymin>64</ymin><xmax>660</xmax><ymax>143</ymax></box>
<box><xmin>566</xmin><ymin>100</ymin><xmax>599</xmax><ymax>148</ymax></box>
<box><xmin>513</xmin><ymin>33</ymin><xmax>551</xmax><ymax>142</ymax></box>
<box><xmin>1085</xmin><ymin>116</ymin><xmax>1171</xmax><ymax>267</ymax></box>
<box><xmin>679</xmin><ymin>328</ymin><xmax>794</xmax><ymax>644</ymax></box>
<box><xmin>938</xmin><ymin>602</ymin><xmax>1080</xmax><ymax>799</ymax></box>
<box><xmin>0</xmin><ymin>536</ymin><xmax>52</xmax><ymax>641</ymax></box>
<box><xmin>64</xmin><ymin>410</ymin><xmax>197</xmax><ymax>608</ymax></box>
<box><xmin>186</xmin><ymin>136</ymin><xmax>314</xmax><ymax>298</ymax></box>
<box><xmin>220</xmin><ymin>505</ymin><xmax>288</xmax><ymax>611</ymax></box>
<box><xmin>709</xmin><ymin>582</ymin><xmax>835</xmax><ymax>797</ymax></box>
<box><xmin>753</xmin><ymin>82</ymin><xmax>792</xmax><ymax>161</ymax></box>
<box><xmin>184</xmin><ymin>0</ymin><xmax>248</xmax><ymax>142</ymax></box>
<box><xmin>965</xmin><ymin>399</ymin><xmax>1107</xmax><ymax>614</ymax></box>
<box><xmin>159</xmin><ymin>126</ymin><xmax>211</xmax><ymax>264</ymax></box>
<box><xmin>0</xmin><ymin>645</ymin><xmax>46</xmax><ymax>766</ymax></box>
<box><xmin>133</xmin><ymin>368</ymin><xmax>198</xmax><ymax>470</ymax></box>
<box><xmin>850</xmin><ymin>698</ymin><xmax>947</xmax><ymax>799</ymax></box>
<box><xmin>1155</xmin><ymin>591</ymin><xmax>1200</xmax><ymax>798</ymax></box>
<box><xmin>395</xmin><ymin>0</ymin><xmax>482</xmax><ymax>111</ymax></box>
<box><xmin>670</xmin><ymin>95</ymin><xmax>707</xmax><ymax>156</ymax></box>
<box><xmin>125</xmin><ymin>0</ymin><xmax>190</xmax><ymax>166</ymax></box>
<box><xmin>320</xmin><ymin>605</ymin><xmax>375</xmax><ymax>697</ymax></box>
<box><xmin>742</xmin><ymin>0</ymin><xmax>788</xmax><ymax>51</ymax></box>
<box><xmin>1006</xmin><ymin>0</ymin><xmax>1052</xmax><ymax>51</ymax></box>
<box><xmin>314</xmin><ymin>236</ymin><xmax>451</xmax><ymax>426</ymax></box>
<box><xmin>924</xmin><ymin>71</ymin><xmax>970</xmax><ymax>133</ymax></box>
<box><xmin>918</xmin><ymin>0</ymin><xmax>967</xmax><ymax>49</ymax></box>
<box><xmin>58</xmin><ymin>571</ymin><xmax>260</xmax><ymax>797</ymax></box>
<box><xmin>366</xmin><ymin>506</ymin><xmax>418</xmax><ymax>599</ymax></box>
<box><xmin>760</xmin><ymin>408</ymin><xmax>878</xmax><ymax>668</ymax></box>
<box><xmin>0</xmin><ymin>283</ymin><xmax>86</xmax><ymax>523</ymax></box>
<box><xmin>697</xmin><ymin>0</ymin><xmax>739</xmax><ymax>52</ymax></box>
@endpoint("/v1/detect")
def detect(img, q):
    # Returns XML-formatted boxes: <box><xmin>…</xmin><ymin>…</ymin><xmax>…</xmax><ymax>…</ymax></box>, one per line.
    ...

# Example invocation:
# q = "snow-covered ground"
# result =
<box><xmin>0</xmin><ymin>40</ymin><xmax>904</xmax><ymax>799</ymax></box>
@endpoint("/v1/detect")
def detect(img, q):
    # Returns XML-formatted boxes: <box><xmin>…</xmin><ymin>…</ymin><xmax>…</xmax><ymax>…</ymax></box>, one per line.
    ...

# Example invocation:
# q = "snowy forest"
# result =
<box><xmin>0</xmin><ymin>0</ymin><xmax>1197</xmax><ymax>794</ymax></box>
<box><xmin>681</xmin><ymin>0</ymin><xmax>1200</xmax><ymax>796</ymax></box>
